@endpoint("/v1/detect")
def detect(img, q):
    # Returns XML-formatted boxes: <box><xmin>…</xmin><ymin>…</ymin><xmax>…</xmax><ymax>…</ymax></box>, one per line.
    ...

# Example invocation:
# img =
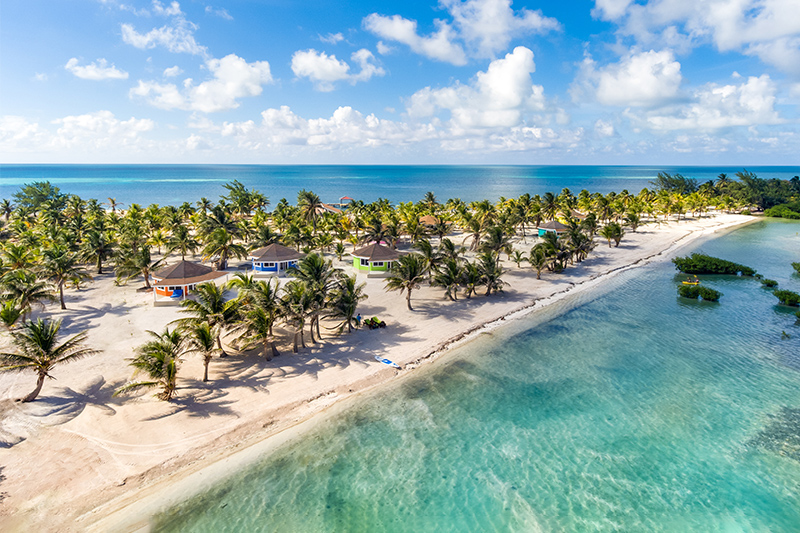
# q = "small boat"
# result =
<box><xmin>374</xmin><ymin>356</ymin><xmax>401</xmax><ymax>369</ymax></box>
<box><xmin>682</xmin><ymin>277</ymin><xmax>700</xmax><ymax>285</ymax></box>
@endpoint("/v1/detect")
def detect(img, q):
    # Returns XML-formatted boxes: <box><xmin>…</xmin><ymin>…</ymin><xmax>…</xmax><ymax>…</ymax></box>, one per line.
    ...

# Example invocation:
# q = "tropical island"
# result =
<box><xmin>0</xmin><ymin>170</ymin><xmax>798</xmax><ymax>531</ymax></box>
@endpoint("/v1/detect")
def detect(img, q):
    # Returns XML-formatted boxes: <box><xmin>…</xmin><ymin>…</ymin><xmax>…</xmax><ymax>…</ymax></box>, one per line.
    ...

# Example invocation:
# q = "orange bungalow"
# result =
<box><xmin>151</xmin><ymin>260</ymin><xmax>227</xmax><ymax>305</ymax></box>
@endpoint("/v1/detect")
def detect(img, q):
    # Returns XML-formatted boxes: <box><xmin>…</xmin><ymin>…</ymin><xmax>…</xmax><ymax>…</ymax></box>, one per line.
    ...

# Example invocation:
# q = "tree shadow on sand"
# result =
<box><xmin>22</xmin><ymin>376</ymin><xmax>126</xmax><ymax>424</ymax></box>
<box><xmin>140</xmin><ymin>387</ymin><xmax>238</xmax><ymax>421</ymax></box>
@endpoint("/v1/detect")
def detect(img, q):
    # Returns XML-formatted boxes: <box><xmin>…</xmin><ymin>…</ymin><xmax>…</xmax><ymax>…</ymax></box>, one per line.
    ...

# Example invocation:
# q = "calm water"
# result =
<box><xmin>155</xmin><ymin>219</ymin><xmax>800</xmax><ymax>532</ymax></box>
<box><xmin>2</xmin><ymin>165</ymin><xmax>799</xmax><ymax>206</ymax></box>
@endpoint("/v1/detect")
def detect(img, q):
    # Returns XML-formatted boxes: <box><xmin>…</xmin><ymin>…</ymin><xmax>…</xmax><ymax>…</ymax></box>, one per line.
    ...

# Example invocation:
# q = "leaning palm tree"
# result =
<box><xmin>477</xmin><ymin>252</ymin><xmax>505</xmax><ymax>296</ymax></box>
<box><xmin>233</xmin><ymin>307</ymin><xmax>280</xmax><ymax>360</ymax></box>
<box><xmin>41</xmin><ymin>246</ymin><xmax>92</xmax><ymax>309</ymax></box>
<box><xmin>115</xmin><ymin>245</ymin><xmax>164</xmax><ymax>288</ymax></box>
<box><xmin>0</xmin><ymin>318</ymin><xmax>98</xmax><ymax>402</ymax></box>
<box><xmin>385</xmin><ymin>253</ymin><xmax>426</xmax><ymax>311</ymax></box>
<box><xmin>327</xmin><ymin>274</ymin><xmax>368</xmax><ymax>334</ymax></box>
<box><xmin>176</xmin><ymin>282</ymin><xmax>238</xmax><ymax>357</ymax></box>
<box><xmin>281</xmin><ymin>280</ymin><xmax>314</xmax><ymax>353</ymax></box>
<box><xmin>529</xmin><ymin>246</ymin><xmax>548</xmax><ymax>280</ymax></box>
<box><xmin>185</xmin><ymin>322</ymin><xmax>218</xmax><ymax>382</ymax></box>
<box><xmin>115</xmin><ymin>328</ymin><xmax>184</xmax><ymax>401</ymax></box>
<box><xmin>287</xmin><ymin>253</ymin><xmax>341</xmax><ymax>342</ymax></box>
<box><xmin>599</xmin><ymin>222</ymin><xmax>625</xmax><ymax>248</ymax></box>
<box><xmin>432</xmin><ymin>258</ymin><xmax>463</xmax><ymax>301</ymax></box>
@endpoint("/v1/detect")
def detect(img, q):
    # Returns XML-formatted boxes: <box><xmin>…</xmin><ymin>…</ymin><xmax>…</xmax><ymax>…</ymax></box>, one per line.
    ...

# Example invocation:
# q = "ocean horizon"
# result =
<box><xmin>2</xmin><ymin>164</ymin><xmax>799</xmax><ymax>206</ymax></box>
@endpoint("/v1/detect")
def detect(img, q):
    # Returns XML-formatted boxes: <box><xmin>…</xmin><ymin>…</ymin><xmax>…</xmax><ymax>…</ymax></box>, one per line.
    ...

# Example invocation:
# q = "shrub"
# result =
<box><xmin>765</xmin><ymin>201</ymin><xmax>800</xmax><ymax>219</ymax></box>
<box><xmin>773</xmin><ymin>290</ymin><xmax>800</xmax><ymax>307</ymax></box>
<box><xmin>761</xmin><ymin>278</ymin><xmax>779</xmax><ymax>288</ymax></box>
<box><xmin>792</xmin><ymin>262</ymin><xmax>800</xmax><ymax>275</ymax></box>
<box><xmin>677</xmin><ymin>285</ymin><xmax>722</xmax><ymax>302</ymax></box>
<box><xmin>672</xmin><ymin>253</ymin><xmax>756</xmax><ymax>276</ymax></box>
<box><xmin>698</xmin><ymin>287</ymin><xmax>722</xmax><ymax>302</ymax></box>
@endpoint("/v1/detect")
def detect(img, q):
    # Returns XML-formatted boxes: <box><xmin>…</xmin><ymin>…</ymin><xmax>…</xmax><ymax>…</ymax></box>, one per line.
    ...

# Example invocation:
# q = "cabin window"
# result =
<box><xmin>360</xmin><ymin>258</ymin><xmax>369</xmax><ymax>266</ymax></box>
<box><xmin>373</xmin><ymin>261</ymin><xmax>384</xmax><ymax>267</ymax></box>
<box><xmin>266</xmin><ymin>262</ymin><xmax>276</xmax><ymax>267</ymax></box>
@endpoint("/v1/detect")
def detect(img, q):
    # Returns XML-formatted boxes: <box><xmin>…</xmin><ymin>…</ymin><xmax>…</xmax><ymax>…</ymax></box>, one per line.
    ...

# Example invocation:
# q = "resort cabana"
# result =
<box><xmin>249</xmin><ymin>243</ymin><xmax>305</xmax><ymax>276</ymax></box>
<box><xmin>351</xmin><ymin>243</ymin><xmax>401</xmax><ymax>277</ymax></box>
<box><xmin>537</xmin><ymin>220</ymin><xmax>569</xmax><ymax>237</ymax></box>
<box><xmin>419</xmin><ymin>215</ymin><xmax>440</xmax><ymax>228</ymax></box>
<box><xmin>151</xmin><ymin>260</ymin><xmax>228</xmax><ymax>305</ymax></box>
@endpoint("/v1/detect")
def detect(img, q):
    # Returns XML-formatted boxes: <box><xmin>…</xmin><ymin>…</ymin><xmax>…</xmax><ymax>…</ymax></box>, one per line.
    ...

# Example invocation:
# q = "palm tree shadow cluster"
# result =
<box><xmin>26</xmin><ymin>376</ymin><xmax>124</xmax><ymax>424</ymax></box>
<box><xmin>141</xmin><ymin>386</ymin><xmax>237</xmax><ymax>421</ymax></box>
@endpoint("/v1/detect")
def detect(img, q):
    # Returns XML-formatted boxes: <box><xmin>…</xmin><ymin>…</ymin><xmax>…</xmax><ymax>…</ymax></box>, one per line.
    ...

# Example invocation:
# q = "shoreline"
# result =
<box><xmin>0</xmin><ymin>214</ymin><xmax>755</xmax><ymax>532</ymax></box>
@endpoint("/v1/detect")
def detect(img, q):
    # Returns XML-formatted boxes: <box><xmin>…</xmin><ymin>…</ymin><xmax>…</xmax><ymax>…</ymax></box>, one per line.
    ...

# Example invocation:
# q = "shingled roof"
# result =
<box><xmin>537</xmin><ymin>220</ymin><xmax>569</xmax><ymax>232</ymax></box>
<box><xmin>249</xmin><ymin>243</ymin><xmax>305</xmax><ymax>262</ymax></box>
<box><xmin>351</xmin><ymin>243</ymin><xmax>401</xmax><ymax>261</ymax></box>
<box><xmin>152</xmin><ymin>260</ymin><xmax>226</xmax><ymax>285</ymax></box>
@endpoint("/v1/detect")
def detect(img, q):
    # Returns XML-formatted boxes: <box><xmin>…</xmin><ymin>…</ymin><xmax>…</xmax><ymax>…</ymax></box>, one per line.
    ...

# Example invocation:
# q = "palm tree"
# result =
<box><xmin>80</xmin><ymin>230</ymin><xmax>116</xmax><ymax>274</ymax></box>
<box><xmin>281</xmin><ymin>280</ymin><xmax>313</xmax><ymax>352</ymax></box>
<box><xmin>115</xmin><ymin>328</ymin><xmax>184</xmax><ymax>401</ymax></box>
<box><xmin>287</xmin><ymin>253</ymin><xmax>341</xmax><ymax>342</ymax></box>
<box><xmin>459</xmin><ymin>262</ymin><xmax>482</xmax><ymax>298</ymax></box>
<box><xmin>0</xmin><ymin>300</ymin><xmax>22</xmax><ymax>329</ymax></box>
<box><xmin>297</xmin><ymin>189</ymin><xmax>323</xmax><ymax>235</ymax></box>
<box><xmin>477</xmin><ymin>252</ymin><xmax>505</xmax><ymax>296</ymax></box>
<box><xmin>177</xmin><ymin>282</ymin><xmax>238</xmax><ymax>357</ymax></box>
<box><xmin>432</xmin><ymin>258</ymin><xmax>462</xmax><ymax>301</ymax></box>
<box><xmin>115</xmin><ymin>245</ymin><xmax>164</xmax><ymax>288</ymax></box>
<box><xmin>41</xmin><ymin>246</ymin><xmax>92</xmax><ymax>309</ymax></box>
<box><xmin>0</xmin><ymin>318</ymin><xmax>98</xmax><ymax>402</ymax></box>
<box><xmin>385</xmin><ymin>253</ymin><xmax>426</xmax><ymax>310</ymax></box>
<box><xmin>167</xmin><ymin>225</ymin><xmax>200</xmax><ymax>260</ymax></box>
<box><xmin>327</xmin><ymin>274</ymin><xmax>368</xmax><ymax>334</ymax></box>
<box><xmin>480</xmin><ymin>226</ymin><xmax>513</xmax><ymax>263</ymax></box>
<box><xmin>201</xmin><ymin>227</ymin><xmax>247</xmax><ymax>270</ymax></box>
<box><xmin>1</xmin><ymin>269</ymin><xmax>56</xmax><ymax>320</ymax></box>
<box><xmin>185</xmin><ymin>322</ymin><xmax>217</xmax><ymax>382</ymax></box>
<box><xmin>413</xmin><ymin>239</ymin><xmax>441</xmax><ymax>282</ymax></box>
<box><xmin>235</xmin><ymin>307</ymin><xmax>281</xmax><ymax>360</ymax></box>
<box><xmin>0</xmin><ymin>199</ymin><xmax>13</xmax><ymax>222</ymax></box>
<box><xmin>599</xmin><ymin>223</ymin><xmax>625</xmax><ymax>248</ymax></box>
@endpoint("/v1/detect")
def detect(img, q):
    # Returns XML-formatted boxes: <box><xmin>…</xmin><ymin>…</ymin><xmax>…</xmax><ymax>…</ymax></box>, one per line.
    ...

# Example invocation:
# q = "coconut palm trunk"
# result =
<box><xmin>23</xmin><ymin>372</ymin><xmax>46</xmax><ymax>403</ymax></box>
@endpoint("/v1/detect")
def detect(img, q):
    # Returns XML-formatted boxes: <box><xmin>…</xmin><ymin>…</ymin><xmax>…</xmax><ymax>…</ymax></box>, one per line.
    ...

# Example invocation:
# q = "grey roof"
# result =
<box><xmin>537</xmin><ymin>220</ymin><xmax>569</xmax><ymax>232</ymax></box>
<box><xmin>351</xmin><ymin>243</ymin><xmax>401</xmax><ymax>261</ymax></box>
<box><xmin>249</xmin><ymin>242</ymin><xmax>305</xmax><ymax>262</ymax></box>
<box><xmin>152</xmin><ymin>260</ymin><xmax>226</xmax><ymax>285</ymax></box>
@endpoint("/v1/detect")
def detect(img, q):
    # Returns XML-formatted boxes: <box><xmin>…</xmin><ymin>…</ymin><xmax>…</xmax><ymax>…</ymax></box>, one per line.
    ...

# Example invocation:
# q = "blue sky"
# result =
<box><xmin>1</xmin><ymin>0</ymin><xmax>798</xmax><ymax>165</ymax></box>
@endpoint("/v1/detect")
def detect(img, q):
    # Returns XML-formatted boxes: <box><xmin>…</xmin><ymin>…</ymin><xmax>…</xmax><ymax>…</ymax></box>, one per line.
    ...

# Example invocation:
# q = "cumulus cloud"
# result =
<box><xmin>363</xmin><ymin>14</ymin><xmax>467</xmax><ymax>65</ymax></box>
<box><xmin>364</xmin><ymin>0</ymin><xmax>559</xmax><ymax>64</ymax></box>
<box><xmin>442</xmin><ymin>0</ymin><xmax>560</xmax><ymax>57</ymax></box>
<box><xmin>65</xmin><ymin>58</ymin><xmax>129</xmax><ymax>80</ymax></box>
<box><xmin>632</xmin><ymin>75</ymin><xmax>783</xmax><ymax>130</ymax></box>
<box><xmin>51</xmin><ymin>110</ymin><xmax>155</xmax><ymax>149</ymax></box>
<box><xmin>595</xmin><ymin>119</ymin><xmax>615</xmax><ymax>137</ymax></box>
<box><xmin>592</xmin><ymin>0</ymin><xmax>800</xmax><ymax>74</ymax></box>
<box><xmin>130</xmin><ymin>53</ymin><xmax>272</xmax><ymax>112</ymax></box>
<box><xmin>573</xmin><ymin>49</ymin><xmax>682</xmax><ymax>107</ymax></box>
<box><xmin>291</xmin><ymin>49</ymin><xmax>385</xmax><ymax>91</ymax></box>
<box><xmin>152</xmin><ymin>0</ymin><xmax>182</xmax><ymax>16</ymax></box>
<box><xmin>406</xmin><ymin>46</ymin><xmax>546</xmax><ymax>129</ymax></box>
<box><xmin>0</xmin><ymin>116</ymin><xmax>48</xmax><ymax>153</ymax></box>
<box><xmin>163</xmin><ymin>65</ymin><xmax>183</xmax><ymax>77</ymax></box>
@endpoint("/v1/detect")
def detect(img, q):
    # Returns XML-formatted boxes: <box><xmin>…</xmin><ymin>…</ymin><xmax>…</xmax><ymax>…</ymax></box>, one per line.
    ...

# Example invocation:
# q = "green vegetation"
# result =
<box><xmin>764</xmin><ymin>201</ymin><xmax>800</xmax><ymax>220</ymax></box>
<box><xmin>677</xmin><ymin>284</ymin><xmax>723</xmax><ymax>302</ymax></box>
<box><xmin>760</xmin><ymin>278</ymin><xmax>779</xmax><ymax>288</ymax></box>
<box><xmin>773</xmin><ymin>290</ymin><xmax>800</xmax><ymax>307</ymax></box>
<box><xmin>792</xmin><ymin>262</ymin><xmax>800</xmax><ymax>275</ymax></box>
<box><xmin>673</xmin><ymin>253</ymin><xmax>756</xmax><ymax>276</ymax></box>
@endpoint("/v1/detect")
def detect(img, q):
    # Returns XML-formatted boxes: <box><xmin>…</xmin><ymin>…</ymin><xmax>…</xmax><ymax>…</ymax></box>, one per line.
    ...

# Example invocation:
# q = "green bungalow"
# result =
<box><xmin>536</xmin><ymin>220</ymin><xmax>569</xmax><ymax>237</ymax></box>
<box><xmin>351</xmin><ymin>243</ymin><xmax>401</xmax><ymax>277</ymax></box>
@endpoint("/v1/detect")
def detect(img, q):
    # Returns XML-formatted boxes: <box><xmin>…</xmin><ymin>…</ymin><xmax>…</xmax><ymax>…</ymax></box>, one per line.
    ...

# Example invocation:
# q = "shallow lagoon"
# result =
<box><xmin>155</xmin><ymin>219</ymin><xmax>800</xmax><ymax>532</ymax></box>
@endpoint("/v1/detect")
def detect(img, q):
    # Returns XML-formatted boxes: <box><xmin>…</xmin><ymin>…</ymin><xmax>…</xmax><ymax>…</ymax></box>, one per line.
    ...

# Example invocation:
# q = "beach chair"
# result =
<box><xmin>170</xmin><ymin>288</ymin><xmax>183</xmax><ymax>299</ymax></box>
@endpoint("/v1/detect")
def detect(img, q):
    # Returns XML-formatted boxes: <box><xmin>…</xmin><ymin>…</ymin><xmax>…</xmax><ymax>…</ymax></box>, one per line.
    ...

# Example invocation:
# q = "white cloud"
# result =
<box><xmin>593</xmin><ymin>0</ymin><xmax>800</xmax><ymax>74</ymax></box>
<box><xmin>0</xmin><ymin>116</ymin><xmax>47</xmax><ymax>153</ymax></box>
<box><xmin>364</xmin><ymin>0</ymin><xmax>559</xmax><ymax>63</ymax></box>
<box><xmin>33</xmin><ymin>73</ymin><xmax>48</xmax><ymax>82</ymax></box>
<box><xmin>121</xmin><ymin>9</ymin><xmax>206</xmax><ymax>56</ymax></box>
<box><xmin>442</xmin><ymin>0</ymin><xmax>560</xmax><ymax>57</ymax></box>
<box><xmin>376</xmin><ymin>41</ymin><xmax>394</xmax><ymax>55</ymax></box>
<box><xmin>633</xmin><ymin>75</ymin><xmax>783</xmax><ymax>130</ymax></box>
<box><xmin>319</xmin><ymin>32</ymin><xmax>344</xmax><ymax>44</ymax></box>
<box><xmin>163</xmin><ymin>65</ymin><xmax>183</xmax><ymax>77</ymax></box>
<box><xmin>595</xmin><ymin>119</ymin><xmax>615</xmax><ymax>137</ymax></box>
<box><xmin>574</xmin><ymin>49</ymin><xmax>683</xmax><ymax>107</ymax></box>
<box><xmin>65</xmin><ymin>58</ymin><xmax>129</xmax><ymax>80</ymax></box>
<box><xmin>205</xmin><ymin>5</ymin><xmax>233</xmax><ymax>20</ymax></box>
<box><xmin>152</xmin><ymin>0</ymin><xmax>182</xmax><ymax>16</ymax></box>
<box><xmin>186</xmin><ymin>134</ymin><xmax>213</xmax><ymax>150</ymax></box>
<box><xmin>50</xmin><ymin>111</ymin><xmax>155</xmax><ymax>149</ymax></box>
<box><xmin>291</xmin><ymin>49</ymin><xmax>385</xmax><ymax>91</ymax></box>
<box><xmin>130</xmin><ymin>54</ymin><xmax>272</xmax><ymax>112</ymax></box>
<box><xmin>406</xmin><ymin>46</ymin><xmax>546</xmax><ymax>129</ymax></box>
<box><xmin>363</xmin><ymin>14</ymin><xmax>467</xmax><ymax>65</ymax></box>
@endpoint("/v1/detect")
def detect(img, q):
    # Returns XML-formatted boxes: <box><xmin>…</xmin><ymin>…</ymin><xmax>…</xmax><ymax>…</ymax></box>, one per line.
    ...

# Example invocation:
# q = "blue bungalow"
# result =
<box><xmin>249</xmin><ymin>243</ymin><xmax>305</xmax><ymax>276</ymax></box>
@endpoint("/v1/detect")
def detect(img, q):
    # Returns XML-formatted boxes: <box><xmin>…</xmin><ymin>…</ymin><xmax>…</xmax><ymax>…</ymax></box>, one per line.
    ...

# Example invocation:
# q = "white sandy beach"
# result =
<box><xmin>0</xmin><ymin>214</ymin><xmax>754</xmax><ymax>532</ymax></box>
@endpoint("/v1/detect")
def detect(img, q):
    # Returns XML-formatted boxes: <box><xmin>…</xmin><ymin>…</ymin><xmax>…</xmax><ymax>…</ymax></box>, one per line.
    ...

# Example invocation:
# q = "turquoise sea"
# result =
<box><xmin>155</xmin><ymin>219</ymin><xmax>800</xmax><ymax>532</ymax></box>
<box><xmin>2</xmin><ymin>165</ymin><xmax>799</xmax><ymax>205</ymax></box>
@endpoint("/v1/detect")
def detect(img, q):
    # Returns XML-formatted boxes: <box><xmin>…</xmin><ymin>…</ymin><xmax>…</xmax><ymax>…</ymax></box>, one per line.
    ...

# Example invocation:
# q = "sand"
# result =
<box><xmin>0</xmin><ymin>214</ymin><xmax>754</xmax><ymax>532</ymax></box>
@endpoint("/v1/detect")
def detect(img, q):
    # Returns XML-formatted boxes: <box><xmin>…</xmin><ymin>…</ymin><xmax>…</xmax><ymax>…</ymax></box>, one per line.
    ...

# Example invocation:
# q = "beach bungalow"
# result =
<box><xmin>537</xmin><ymin>220</ymin><xmax>569</xmax><ymax>237</ymax></box>
<box><xmin>249</xmin><ymin>243</ymin><xmax>305</xmax><ymax>276</ymax></box>
<box><xmin>151</xmin><ymin>260</ymin><xmax>227</xmax><ymax>305</ymax></box>
<box><xmin>351</xmin><ymin>243</ymin><xmax>401</xmax><ymax>277</ymax></box>
<box><xmin>419</xmin><ymin>215</ymin><xmax>440</xmax><ymax>228</ymax></box>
